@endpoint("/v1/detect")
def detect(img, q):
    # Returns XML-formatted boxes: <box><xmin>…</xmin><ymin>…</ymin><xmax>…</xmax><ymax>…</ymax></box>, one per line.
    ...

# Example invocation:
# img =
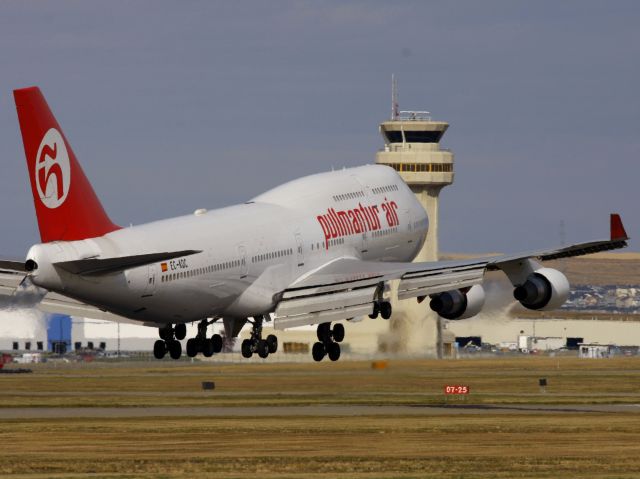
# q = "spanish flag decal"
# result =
<box><xmin>161</xmin><ymin>262</ymin><xmax>168</xmax><ymax>272</ymax></box>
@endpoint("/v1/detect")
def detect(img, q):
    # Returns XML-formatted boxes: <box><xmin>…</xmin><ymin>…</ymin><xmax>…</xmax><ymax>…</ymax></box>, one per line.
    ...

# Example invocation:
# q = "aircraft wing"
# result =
<box><xmin>274</xmin><ymin>214</ymin><xmax>629</xmax><ymax>329</ymax></box>
<box><xmin>273</xmin><ymin>257</ymin><xmax>489</xmax><ymax>329</ymax></box>
<box><xmin>0</xmin><ymin>268</ymin><xmax>25</xmax><ymax>297</ymax></box>
<box><xmin>0</xmin><ymin>264</ymin><xmax>152</xmax><ymax>326</ymax></box>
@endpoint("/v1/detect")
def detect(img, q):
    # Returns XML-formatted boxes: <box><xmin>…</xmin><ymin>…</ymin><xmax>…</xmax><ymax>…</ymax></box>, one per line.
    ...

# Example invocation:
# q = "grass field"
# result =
<box><xmin>1</xmin><ymin>356</ymin><xmax>640</xmax><ymax>478</ymax></box>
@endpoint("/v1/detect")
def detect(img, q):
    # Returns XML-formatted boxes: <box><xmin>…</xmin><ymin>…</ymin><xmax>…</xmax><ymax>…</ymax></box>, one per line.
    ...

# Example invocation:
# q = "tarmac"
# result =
<box><xmin>2</xmin><ymin>403</ymin><xmax>640</xmax><ymax>419</ymax></box>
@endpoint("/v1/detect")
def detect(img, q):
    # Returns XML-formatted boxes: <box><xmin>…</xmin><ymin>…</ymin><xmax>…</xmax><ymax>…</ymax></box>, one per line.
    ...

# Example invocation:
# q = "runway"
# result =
<box><xmin>2</xmin><ymin>403</ymin><xmax>639</xmax><ymax>419</ymax></box>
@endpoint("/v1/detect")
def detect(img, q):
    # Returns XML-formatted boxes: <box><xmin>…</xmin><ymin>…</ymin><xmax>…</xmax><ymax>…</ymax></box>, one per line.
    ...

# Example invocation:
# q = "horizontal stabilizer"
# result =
<box><xmin>0</xmin><ymin>260</ymin><xmax>26</xmax><ymax>273</ymax></box>
<box><xmin>54</xmin><ymin>250</ymin><xmax>201</xmax><ymax>275</ymax></box>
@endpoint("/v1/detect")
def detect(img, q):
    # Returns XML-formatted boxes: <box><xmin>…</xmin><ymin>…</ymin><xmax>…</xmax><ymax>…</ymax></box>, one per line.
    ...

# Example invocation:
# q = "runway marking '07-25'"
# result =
<box><xmin>444</xmin><ymin>385</ymin><xmax>470</xmax><ymax>395</ymax></box>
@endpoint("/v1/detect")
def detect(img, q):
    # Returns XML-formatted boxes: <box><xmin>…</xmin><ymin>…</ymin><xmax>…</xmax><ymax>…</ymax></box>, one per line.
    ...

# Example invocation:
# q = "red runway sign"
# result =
<box><xmin>444</xmin><ymin>385</ymin><xmax>470</xmax><ymax>395</ymax></box>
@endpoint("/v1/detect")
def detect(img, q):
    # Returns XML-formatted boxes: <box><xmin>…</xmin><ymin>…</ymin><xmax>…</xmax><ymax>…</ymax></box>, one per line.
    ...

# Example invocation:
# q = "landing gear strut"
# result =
<box><xmin>369</xmin><ymin>285</ymin><xmax>392</xmax><ymax>320</ymax></box>
<box><xmin>312</xmin><ymin>322</ymin><xmax>344</xmax><ymax>362</ymax></box>
<box><xmin>241</xmin><ymin>315</ymin><xmax>278</xmax><ymax>359</ymax></box>
<box><xmin>186</xmin><ymin>319</ymin><xmax>224</xmax><ymax>358</ymax></box>
<box><xmin>154</xmin><ymin>324</ymin><xmax>183</xmax><ymax>360</ymax></box>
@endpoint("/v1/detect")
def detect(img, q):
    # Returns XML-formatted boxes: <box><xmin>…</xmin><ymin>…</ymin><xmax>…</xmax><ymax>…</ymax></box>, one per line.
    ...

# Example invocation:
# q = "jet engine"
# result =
<box><xmin>429</xmin><ymin>284</ymin><xmax>485</xmax><ymax>320</ymax></box>
<box><xmin>512</xmin><ymin>267</ymin><xmax>569</xmax><ymax>311</ymax></box>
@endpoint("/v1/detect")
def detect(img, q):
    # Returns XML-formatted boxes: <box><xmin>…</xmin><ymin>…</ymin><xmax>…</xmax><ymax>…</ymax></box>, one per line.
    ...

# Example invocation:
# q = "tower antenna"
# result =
<box><xmin>391</xmin><ymin>74</ymin><xmax>399</xmax><ymax>120</ymax></box>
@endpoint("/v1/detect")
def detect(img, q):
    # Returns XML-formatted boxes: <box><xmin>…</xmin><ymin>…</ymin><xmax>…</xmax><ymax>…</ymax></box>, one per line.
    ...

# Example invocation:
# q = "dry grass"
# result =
<box><xmin>1</xmin><ymin>357</ymin><xmax>640</xmax><ymax>478</ymax></box>
<box><xmin>2</xmin><ymin>357</ymin><xmax>640</xmax><ymax>407</ymax></box>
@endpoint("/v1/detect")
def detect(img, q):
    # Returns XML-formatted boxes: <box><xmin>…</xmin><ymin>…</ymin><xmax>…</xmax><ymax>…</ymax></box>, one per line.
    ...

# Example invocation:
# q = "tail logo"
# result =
<box><xmin>35</xmin><ymin>128</ymin><xmax>70</xmax><ymax>209</ymax></box>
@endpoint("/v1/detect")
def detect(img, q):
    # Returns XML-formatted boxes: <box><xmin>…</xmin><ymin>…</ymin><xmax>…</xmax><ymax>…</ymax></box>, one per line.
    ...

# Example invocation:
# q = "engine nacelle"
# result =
<box><xmin>429</xmin><ymin>284</ymin><xmax>486</xmax><ymax>320</ymax></box>
<box><xmin>513</xmin><ymin>267</ymin><xmax>569</xmax><ymax>311</ymax></box>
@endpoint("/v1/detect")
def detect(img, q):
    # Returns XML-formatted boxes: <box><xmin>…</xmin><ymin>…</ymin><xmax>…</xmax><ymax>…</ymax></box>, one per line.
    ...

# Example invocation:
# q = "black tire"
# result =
<box><xmin>328</xmin><ymin>342</ymin><xmax>341</xmax><ymax>362</ymax></box>
<box><xmin>211</xmin><ymin>334</ymin><xmax>223</xmax><ymax>353</ymax></box>
<box><xmin>168</xmin><ymin>340</ymin><xmax>182</xmax><ymax>360</ymax></box>
<box><xmin>369</xmin><ymin>302</ymin><xmax>379</xmax><ymax>319</ymax></box>
<box><xmin>257</xmin><ymin>339</ymin><xmax>269</xmax><ymax>359</ymax></box>
<box><xmin>266</xmin><ymin>334</ymin><xmax>278</xmax><ymax>354</ymax></box>
<box><xmin>312</xmin><ymin>342</ymin><xmax>326</xmax><ymax>362</ymax></box>
<box><xmin>186</xmin><ymin>338</ymin><xmax>198</xmax><ymax>357</ymax></box>
<box><xmin>159</xmin><ymin>326</ymin><xmax>172</xmax><ymax>341</ymax></box>
<box><xmin>316</xmin><ymin>322</ymin><xmax>331</xmax><ymax>342</ymax></box>
<box><xmin>380</xmin><ymin>301</ymin><xmax>392</xmax><ymax>320</ymax></box>
<box><xmin>332</xmin><ymin>323</ymin><xmax>345</xmax><ymax>343</ymax></box>
<box><xmin>174</xmin><ymin>323</ymin><xmax>187</xmax><ymax>340</ymax></box>
<box><xmin>241</xmin><ymin>339</ymin><xmax>253</xmax><ymax>358</ymax></box>
<box><xmin>153</xmin><ymin>340</ymin><xmax>166</xmax><ymax>359</ymax></box>
<box><xmin>202</xmin><ymin>338</ymin><xmax>214</xmax><ymax>357</ymax></box>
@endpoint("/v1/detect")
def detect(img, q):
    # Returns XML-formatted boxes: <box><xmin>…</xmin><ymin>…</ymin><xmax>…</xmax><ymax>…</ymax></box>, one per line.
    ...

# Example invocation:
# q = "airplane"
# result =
<box><xmin>0</xmin><ymin>86</ymin><xmax>629</xmax><ymax>362</ymax></box>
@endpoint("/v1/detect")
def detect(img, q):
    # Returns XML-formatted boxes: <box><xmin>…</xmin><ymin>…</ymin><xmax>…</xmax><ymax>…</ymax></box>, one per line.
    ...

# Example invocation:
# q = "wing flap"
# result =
<box><xmin>274</xmin><ymin>286</ymin><xmax>377</xmax><ymax>329</ymax></box>
<box><xmin>398</xmin><ymin>263</ymin><xmax>486</xmax><ymax>300</ymax></box>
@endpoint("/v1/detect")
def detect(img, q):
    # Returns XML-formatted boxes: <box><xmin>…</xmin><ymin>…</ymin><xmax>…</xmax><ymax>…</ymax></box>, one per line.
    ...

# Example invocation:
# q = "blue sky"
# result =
<box><xmin>1</xmin><ymin>1</ymin><xmax>638</xmax><ymax>257</ymax></box>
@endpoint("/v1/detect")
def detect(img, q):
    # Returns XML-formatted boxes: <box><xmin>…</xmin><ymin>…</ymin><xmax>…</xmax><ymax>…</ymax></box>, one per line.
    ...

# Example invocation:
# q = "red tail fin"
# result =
<box><xmin>14</xmin><ymin>87</ymin><xmax>120</xmax><ymax>243</ymax></box>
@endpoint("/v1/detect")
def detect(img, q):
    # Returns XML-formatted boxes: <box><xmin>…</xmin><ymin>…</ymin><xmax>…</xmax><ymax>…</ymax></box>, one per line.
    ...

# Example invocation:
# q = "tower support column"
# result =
<box><xmin>375</xmin><ymin>111</ymin><xmax>454</xmax><ymax>357</ymax></box>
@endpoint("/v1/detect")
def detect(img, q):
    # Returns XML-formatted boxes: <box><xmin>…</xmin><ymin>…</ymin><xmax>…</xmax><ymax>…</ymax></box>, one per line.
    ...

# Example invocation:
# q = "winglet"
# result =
<box><xmin>610</xmin><ymin>214</ymin><xmax>628</xmax><ymax>241</ymax></box>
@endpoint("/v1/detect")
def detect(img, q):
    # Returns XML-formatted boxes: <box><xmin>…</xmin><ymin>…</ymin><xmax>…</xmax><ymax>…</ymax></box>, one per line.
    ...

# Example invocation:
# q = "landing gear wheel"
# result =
<box><xmin>241</xmin><ymin>339</ymin><xmax>253</xmax><ymax>358</ymax></box>
<box><xmin>327</xmin><ymin>342</ymin><xmax>341</xmax><ymax>361</ymax></box>
<box><xmin>257</xmin><ymin>340</ymin><xmax>269</xmax><ymax>359</ymax></box>
<box><xmin>211</xmin><ymin>334</ymin><xmax>223</xmax><ymax>353</ymax></box>
<box><xmin>317</xmin><ymin>322</ymin><xmax>331</xmax><ymax>342</ymax></box>
<box><xmin>332</xmin><ymin>323</ymin><xmax>345</xmax><ymax>343</ymax></box>
<box><xmin>159</xmin><ymin>326</ymin><xmax>173</xmax><ymax>341</ymax></box>
<box><xmin>168</xmin><ymin>340</ymin><xmax>182</xmax><ymax>360</ymax></box>
<box><xmin>312</xmin><ymin>342</ymin><xmax>326</xmax><ymax>362</ymax></box>
<box><xmin>153</xmin><ymin>340</ymin><xmax>166</xmax><ymax>359</ymax></box>
<box><xmin>174</xmin><ymin>323</ymin><xmax>187</xmax><ymax>340</ymax></box>
<box><xmin>266</xmin><ymin>334</ymin><xmax>278</xmax><ymax>354</ymax></box>
<box><xmin>202</xmin><ymin>338</ymin><xmax>214</xmax><ymax>357</ymax></box>
<box><xmin>186</xmin><ymin>338</ymin><xmax>198</xmax><ymax>357</ymax></box>
<box><xmin>380</xmin><ymin>301</ymin><xmax>392</xmax><ymax>320</ymax></box>
<box><xmin>369</xmin><ymin>302</ymin><xmax>380</xmax><ymax>319</ymax></box>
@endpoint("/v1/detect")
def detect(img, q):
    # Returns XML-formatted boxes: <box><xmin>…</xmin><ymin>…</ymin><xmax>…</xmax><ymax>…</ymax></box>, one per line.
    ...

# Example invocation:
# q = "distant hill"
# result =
<box><xmin>441</xmin><ymin>252</ymin><xmax>639</xmax><ymax>286</ymax></box>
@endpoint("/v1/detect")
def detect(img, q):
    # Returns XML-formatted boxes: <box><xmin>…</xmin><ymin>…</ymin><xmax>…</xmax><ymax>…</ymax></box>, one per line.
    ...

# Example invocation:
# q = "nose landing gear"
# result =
<box><xmin>312</xmin><ymin>322</ymin><xmax>344</xmax><ymax>362</ymax></box>
<box><xmin>241</xmin><ymin>315</ymin><xmax>278</xmax><ymax>359</ymax></box>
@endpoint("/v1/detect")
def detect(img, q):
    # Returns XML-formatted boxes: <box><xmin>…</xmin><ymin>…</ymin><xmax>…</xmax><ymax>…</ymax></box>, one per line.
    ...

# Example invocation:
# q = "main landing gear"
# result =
<box><xmin>312</xmin><ymin>322</ymin><xmax>345</xmax><ymax>362</ymax></box>
<box><xmin>153</xmin><ymin>323</ymin><xmax>186</xmax><ymax>360</ymax></box>
<box><xmin>241</xmin><ymin>315</ymin><xmax>278</xmax><ymax>359</ymax></box>
<box><xmin>368</xmin><ymin>283</ymin><xmax>392</xmax><ymax>320</ymax></box>
<box><xmin>369</xmin><ymin>300</ymin><xmax>392</xmax><ymax>320</ymax></box>
<box><xmin>186</xmin><ymin>319</ymin><xmax>223</xmax><ymax>358</ymax></box>
<box><xmin>153</xmin><ymin>321</ymin><xmax>223</xmax><ymax>360</ymax></box>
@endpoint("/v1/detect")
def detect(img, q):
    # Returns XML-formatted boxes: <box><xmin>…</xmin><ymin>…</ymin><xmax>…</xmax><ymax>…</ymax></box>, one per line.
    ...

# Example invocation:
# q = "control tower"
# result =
<box><xmin>375</xmin><ymin>111</ymin><xmax>454</xmax><ymax>261</ymax></box>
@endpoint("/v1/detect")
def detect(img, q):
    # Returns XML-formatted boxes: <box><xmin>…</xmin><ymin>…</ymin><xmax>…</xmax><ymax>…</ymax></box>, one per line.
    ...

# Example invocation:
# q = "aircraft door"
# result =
<box><xmin>295</xmin><ymin>233</ymin><xmax>304</xmax><ymax>267</ymax></box>
<box><xmin>124</xmin><ymin>264</ymin><xmax>156</xmax><ymax>298</ymax></box>
<box><xmin>353</xmin><ymin>175</ymin><xmax>371</xmax><ymax>255</ymax></box>
<box><xmin>143</xmin><ymin>264</ymin><xmax>157</xmax><ymax>297</ymax></box>
<box><xmin>237</xmin><ymin>244</ymin><xmax>248</xmax><ymax>278</ymax></box>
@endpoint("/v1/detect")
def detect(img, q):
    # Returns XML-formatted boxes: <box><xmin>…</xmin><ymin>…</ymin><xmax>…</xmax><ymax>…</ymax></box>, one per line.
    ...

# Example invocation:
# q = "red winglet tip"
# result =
<box><xmin>610</xmin><ymin>214</ymin><xmax>628</xmax><ymax>241</ymax></box>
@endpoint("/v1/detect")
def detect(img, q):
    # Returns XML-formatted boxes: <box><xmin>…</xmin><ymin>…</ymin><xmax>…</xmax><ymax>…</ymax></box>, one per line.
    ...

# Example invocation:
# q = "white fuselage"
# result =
<box><xmin>26</xmin><ymin>165</ymin><xmax>429</xmax><ymax>325</ymax></box>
